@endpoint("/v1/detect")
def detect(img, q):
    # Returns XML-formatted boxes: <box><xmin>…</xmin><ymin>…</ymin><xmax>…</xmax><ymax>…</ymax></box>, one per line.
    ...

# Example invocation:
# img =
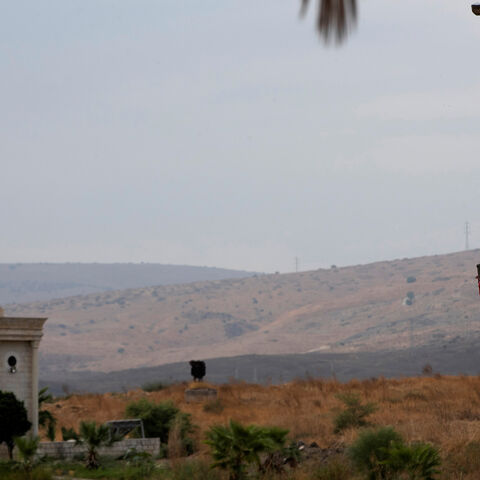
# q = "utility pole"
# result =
<box><xmin>465</xmin><ymin>221</ymin><xmax>471</xmax><ymax>251</ymax></box>
<box><xmin>409</xmin><ymin>318</ymin><xmax>414</xmax><ymax>351</ymax></box>
<box><xmin>295</xmin><ymin>257</ymin><xmax>299</xmax><ymax>273</ymax></box>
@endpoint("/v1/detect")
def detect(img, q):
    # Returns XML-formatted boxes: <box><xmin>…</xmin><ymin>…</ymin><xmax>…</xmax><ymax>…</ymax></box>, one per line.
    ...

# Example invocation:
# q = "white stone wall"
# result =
<box><xmin>0</xmin><ymin>341</ymin><xmax>33</xmax><ymax>422</ymax></box>
<box><xmin>37</xmin><ymin>438</ymin><xmax>161</xmax><ymax>460</ymax></box>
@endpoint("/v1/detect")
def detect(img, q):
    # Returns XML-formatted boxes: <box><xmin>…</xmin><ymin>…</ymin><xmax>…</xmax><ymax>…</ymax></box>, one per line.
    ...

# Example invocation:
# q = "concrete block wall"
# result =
<box><xmin>37</xmin><ymin>438</ymin><xmax>161</xmax><ymax>460</ymax></box>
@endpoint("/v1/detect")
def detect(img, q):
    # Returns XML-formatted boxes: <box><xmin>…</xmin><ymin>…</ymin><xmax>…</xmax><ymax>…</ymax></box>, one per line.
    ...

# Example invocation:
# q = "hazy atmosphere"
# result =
<box><xmin>2</xmin><ymin>1</ymin><xmax>480</xmax><ymax>272</ymax></box>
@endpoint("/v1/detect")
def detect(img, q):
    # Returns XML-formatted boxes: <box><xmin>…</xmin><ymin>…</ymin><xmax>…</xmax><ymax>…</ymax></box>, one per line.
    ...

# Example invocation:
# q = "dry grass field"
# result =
<box><xmin>44</xmin><ymin>375</ymin><xmax>480</xmax><ymax>479</ymax></box>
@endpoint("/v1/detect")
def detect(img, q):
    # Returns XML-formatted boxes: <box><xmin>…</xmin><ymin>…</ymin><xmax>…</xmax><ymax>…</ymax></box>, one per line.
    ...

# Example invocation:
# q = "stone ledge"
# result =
<box><xmin>185</xmin><ymin>387</ymin><xmax>218</xmax><ymax>403</ymax></box>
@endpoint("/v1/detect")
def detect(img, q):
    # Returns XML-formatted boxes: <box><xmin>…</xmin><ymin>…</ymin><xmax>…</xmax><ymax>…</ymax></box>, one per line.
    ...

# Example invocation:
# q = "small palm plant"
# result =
<box><xmin>349</xmin><ymin>427</ymin><xmax>441</xmax><ymax>480</ymax></box>
<box><xmin>77</xmin><ymin>421</ymin><xmax>119</xmax><ymax>469</ymax></box>
<box><xmin>205</xmin><ymin>420</ymin><xmax>288</xmax><ymax>480</ymax></box>
<box><xmin>384</xmin><ymin>442</ymin><xmax>441</xmax><ymax>480</ymax></box>
<box><xmin>14</xmin><ymin>436</ymin><xmax>39</xmax><ymax>480</ymax></box>
<box><xmin>38</xmin><ymin>387</ymin><xmax>56</xmax><ymax>441</ymax></box>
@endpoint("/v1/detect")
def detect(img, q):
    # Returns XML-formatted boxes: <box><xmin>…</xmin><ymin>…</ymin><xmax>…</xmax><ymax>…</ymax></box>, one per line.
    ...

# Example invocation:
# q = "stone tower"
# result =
<box><xmin>0</xmin><ymin>309</ymin><xmax>47</xmax><ymax>436</ymax></box>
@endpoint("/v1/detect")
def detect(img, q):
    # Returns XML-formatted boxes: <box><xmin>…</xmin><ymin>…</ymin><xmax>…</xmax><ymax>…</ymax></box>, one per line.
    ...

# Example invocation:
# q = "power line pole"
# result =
<box><xmin>465</xmin><ymin>221</ymin><xmax>471</xmax><ymax>251</ymax></box>
<box><xmin>295</xmin><ymin>257</ymin><xmax>299</xmax><ymax>273</ymax></box>
<box><xmin>409</xmin><ymin>318</ymin><xmax>414</xmax><ymax>351</ymax></box>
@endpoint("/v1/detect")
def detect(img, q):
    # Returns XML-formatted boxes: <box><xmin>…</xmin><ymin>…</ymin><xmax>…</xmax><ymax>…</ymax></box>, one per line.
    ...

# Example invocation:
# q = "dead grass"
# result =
<box><xmin>44</xmin><ymin>375</ymin><xmax>480</xmax><ymax>477</ymax></box>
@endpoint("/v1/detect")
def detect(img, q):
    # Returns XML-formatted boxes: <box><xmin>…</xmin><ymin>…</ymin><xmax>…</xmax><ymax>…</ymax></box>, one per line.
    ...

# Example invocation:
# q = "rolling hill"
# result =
<box><xmin>5</xmin><ymin>250</ymin><xmax>480</xmax><ymax>380</ymax></box>
<box><xmin>0</xmin><ymin>263</ymin><xmax>256</xmax><ymax>304</ymax></box>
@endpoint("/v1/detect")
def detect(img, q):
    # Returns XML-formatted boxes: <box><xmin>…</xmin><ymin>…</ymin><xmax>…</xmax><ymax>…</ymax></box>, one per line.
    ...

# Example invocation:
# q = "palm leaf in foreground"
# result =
<box><xmin>301</xmin><ymin>0</ymin><xmax>357</xmax><ymax>44</ymax></box>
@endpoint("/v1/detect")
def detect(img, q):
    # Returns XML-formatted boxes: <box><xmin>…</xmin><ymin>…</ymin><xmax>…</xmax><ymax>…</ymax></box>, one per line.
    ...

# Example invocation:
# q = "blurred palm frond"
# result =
<box><xmin>300</xmin><ymin>0</ymin><xmax>357</xmax><ymax>44</ymax></box>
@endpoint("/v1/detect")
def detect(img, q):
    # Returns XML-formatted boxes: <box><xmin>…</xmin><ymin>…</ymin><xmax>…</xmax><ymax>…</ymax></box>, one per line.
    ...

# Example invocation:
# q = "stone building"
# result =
<box><xmin>0</xmin><ymin>307</ymin><xmax>47</xmax><ymax>436</ymax></box>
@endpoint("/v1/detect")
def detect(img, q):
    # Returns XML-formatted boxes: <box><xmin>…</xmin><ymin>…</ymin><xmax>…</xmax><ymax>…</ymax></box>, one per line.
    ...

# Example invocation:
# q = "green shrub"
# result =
<box><xmin>61</xmin><ymin>426</ymin><xmax>79</xmax><ymax>441</ymax></box>
<box><xmin>205</xmin><ymin>420</ymin><xmax>288</xmax><ymax>480</ymax></box>
<box><xmin>126</xmin><ymin>398</ymin><xmax>178</xmax><ymax>442</ymax></box>
<box><xmin>385</xmin><ymin>442</ymin><xmax>440</xmax><ymax>480</ymax></box>
<box><xmin>333</xmin><ymin>393</ymin><xmax>377</xmax><ymax>433</ymax></box>
<box><xmin>349</xmin><ymin>427</ymin><xmax>440</xmax><ymax>480</ymax></box>
<box><xmin>125</xmin><ymin>399</ymin><xmax>195</xmax><ymax>455</ymax></box>
<box><xmin>0</xmin><ymin>391</ymin><xmax>32</xmax><ymax>459</ymax></box>
<box><xmin>348</xmin><ymin>426</ymin><xmax>402</xmax><ymax>479</ymax></box>
<box><xmin>14</xmin><ymin>436</ymin><xmax>40</xmax><ymax>479</ymax></box>
<box><xmin>406</xmin><ymin>276</ymin><xmax>416</xmax><ymax>283</ymax></box>
<box><xmin>77</xmin><ymin>421</ymin><xmax>117</xmax><ymax>469</ymax></box>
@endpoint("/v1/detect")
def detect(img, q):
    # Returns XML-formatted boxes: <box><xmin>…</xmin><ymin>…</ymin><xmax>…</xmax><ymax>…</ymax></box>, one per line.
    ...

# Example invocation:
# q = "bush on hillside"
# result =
<box><xmin>349</xmin><ymin>427</ymin><xmax>440</xmax><ymax>480</ymax></box>
<box><xmin>125</xmin><ymin>399</ymin><xmax>195</xmax><ymax>455</ymax></box>
<box><xmin>333</xmin><ymin>393</ymin><xmax>377</xmax><ymax>433</ymax></box>
<box><xmin>386</xmin><ymin>442</ymin><xmax>441</xmax><ymax>480</ymax></box>
<box><xmin>348</xmin><ymin>427</ymin><xmax>403</xmax><ymax>479</ymax></box>
<box><xmin>206</xmin><ymin>420</ymin><xmax>289</xmax><ymax>480</ymax></box>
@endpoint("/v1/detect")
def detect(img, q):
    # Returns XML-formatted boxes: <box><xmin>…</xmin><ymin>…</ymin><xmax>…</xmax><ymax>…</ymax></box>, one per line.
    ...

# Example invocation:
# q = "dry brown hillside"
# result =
<box><xmin>7</xmin><ymin>250</ymin><xmax>480</xmax><ymax>373</ymax></box>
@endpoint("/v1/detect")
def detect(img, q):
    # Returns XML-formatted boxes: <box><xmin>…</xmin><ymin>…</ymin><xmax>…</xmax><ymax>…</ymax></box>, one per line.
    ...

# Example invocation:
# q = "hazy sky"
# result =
<box><xmin>2</xmin><ymin>1</ymin><xmax>480</xmax><ymax>273</ymax></box>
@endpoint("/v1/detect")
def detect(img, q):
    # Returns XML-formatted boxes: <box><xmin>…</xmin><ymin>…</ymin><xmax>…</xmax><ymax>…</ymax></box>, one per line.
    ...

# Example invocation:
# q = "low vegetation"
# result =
<box><xmin>3</xmin><ymin>375</ymin><xmax>480</xmax><ymax>478</ymax></box>
<box><xmin>349</xmin><ymin>426</ymin><xmax>440</xmax><ymax>479</ymax></box>
<box><xmin>333</xmin><ymin>392</ymin><xmax>377</xmax><ymax>433</ymax></box>
<box><xmin>38</xmin><ymin>388</ymin><xmax>56</xmax><ymax>442</ymax></box>
<box><xmin>142</xmin><ymin>382</ymin><xmax>169</xmax><ymax>393</ymax></box>
<box><xmin>77</xmin><ymin>421</ymin><xmax>118</xmax><ymax>469</ymax></box>
<box><xmin>125</xmin><ymin>398</ymin><xmax>196</xmax><ymax>455</ymax></box>
<box><xmin>205</xmin><ymin>420</ymin><xmax>289</xmax><ymax>480</ymax></box>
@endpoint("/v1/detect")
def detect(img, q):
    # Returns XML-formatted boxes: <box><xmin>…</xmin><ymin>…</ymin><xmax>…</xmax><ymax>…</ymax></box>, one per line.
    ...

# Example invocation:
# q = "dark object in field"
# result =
<box><xmin>476</xmin><ymin>264</ymin><xmax>480</xmax><ymax>295</ymax></box>
<box><xmin>189</xmin><ymin>360</ymin><xmax>206</xmax><ymax>381</ymax></box>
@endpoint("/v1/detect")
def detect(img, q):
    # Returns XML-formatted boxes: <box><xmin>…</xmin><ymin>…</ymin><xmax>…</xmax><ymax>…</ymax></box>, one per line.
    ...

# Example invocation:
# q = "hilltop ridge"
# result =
<box><xmin>0</xmin><ymin>263</ymin><xmax>257</xmax><ymax>304</ymax></box>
